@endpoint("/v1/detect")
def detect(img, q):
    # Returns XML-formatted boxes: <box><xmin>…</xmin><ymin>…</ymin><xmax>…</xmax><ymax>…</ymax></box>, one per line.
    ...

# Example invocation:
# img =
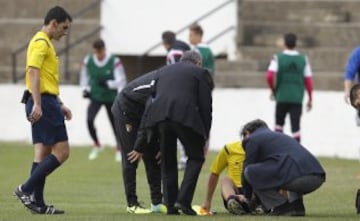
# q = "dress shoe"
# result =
<box><xmin>268</xmin><ymin>201</ymin><xmax>294</xmax><ymax>216</ymax></box>
<box><xmin>268</xmin><ymin>199</ymin><xmax>305</xmax><ymax>216</ymax></box>
<box><xmin>292</xmin><ymin>198</ymin><xmax>305</xmax><ymax>216</ymax></box>
<box><xmin>174</xmin><ymin>202</ymin><xmax>197</xmax><ymax>215</ymax></box>
<box><xmin>167</xmin><ymin>206</ymin><xmax>180</xmax><ymax>215</ymax></box>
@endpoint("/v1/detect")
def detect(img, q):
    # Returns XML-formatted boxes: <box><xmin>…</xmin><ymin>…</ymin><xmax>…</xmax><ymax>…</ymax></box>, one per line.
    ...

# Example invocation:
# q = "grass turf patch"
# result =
<box><xmin>0</xmin><ymin>141</ymin><xmax>359</xmax><ymax>220</ymax></box>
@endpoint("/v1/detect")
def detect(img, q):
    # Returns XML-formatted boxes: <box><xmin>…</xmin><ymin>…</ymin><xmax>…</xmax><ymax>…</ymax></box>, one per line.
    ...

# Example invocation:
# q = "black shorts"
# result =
<box><xmin>275</xmin><ymin>102</ymin><xmax>302</xmax><ymax>132</ymax></box>
<box><xmin>26</xmin><ymin>94</ymin><xmax>68</xmax><ymax>145</ymax></box>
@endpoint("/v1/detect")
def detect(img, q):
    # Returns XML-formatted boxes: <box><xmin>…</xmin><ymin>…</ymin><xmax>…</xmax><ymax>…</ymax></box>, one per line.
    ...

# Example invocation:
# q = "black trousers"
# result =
<box><xmin>112</xmin><ymin>106</ymin><xmax>162</xmax><ymax>206</ymax></box>
<box><xmin>87</xmin><ymin>100</ymin><xmax>120</xmax><ymax>146</ymax></box>
<box><xmin>245</xmin><ymin>168</ymin><xmax>325</xmax><ymax>210</ymax></box>
<box><xmin>275</xmin><ymin>102</ymin><xmax>302</xmax><ymax>133</ymax></box>
<box><xmin>158</xmin><ymin>121</ymin><xmax>205</xmax><ymax>208</ymax></box>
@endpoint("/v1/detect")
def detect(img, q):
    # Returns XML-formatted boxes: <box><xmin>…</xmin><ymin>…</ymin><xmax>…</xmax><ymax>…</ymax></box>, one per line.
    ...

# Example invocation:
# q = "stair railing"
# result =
<box><xmin>136</xmin><ymin>0</ymin><xmax>236</xmax><ymax>75</ymax></box>
<box><xmin>11</xmin><ymin>0</ymin><xmax>102</xmax><ymax>83</ymax></box>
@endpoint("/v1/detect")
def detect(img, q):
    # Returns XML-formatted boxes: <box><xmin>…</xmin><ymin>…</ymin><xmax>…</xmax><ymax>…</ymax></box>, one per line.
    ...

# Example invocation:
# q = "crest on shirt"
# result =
<box><xmin>125</xmin><ymin>124</ymin><xmax>132</xmax><ymax>132</ymax></box>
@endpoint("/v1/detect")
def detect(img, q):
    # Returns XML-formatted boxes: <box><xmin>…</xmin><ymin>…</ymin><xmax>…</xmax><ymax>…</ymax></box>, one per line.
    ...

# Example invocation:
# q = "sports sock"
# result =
<box><xmin>30</xmin><ymin>162</ymin><xmax>39</xmax><ymax>176</ymax></box>
<box><xmin>22</xmin><ymin>154</ymin><xmax>60</xmax><ymax>194</ymax></box>
<box><xmin>30</xmin><ymin>162</ymin><xmax>46</xmax><ymax>206</ymax></box>
<box><xmin>292</xmin><ymin>131</ymin><xmax>301</xmax><ymax>143</ymax></box>
<box><xmin>274</xmin><ymin>125</ymin><xmax>283</xmax><ymax>133</ymax></box>
<box><xmin>94</xmin><ymin>141</ymin><xmax>101</xmax><ymax>148</ymax></box>
<box><xmin>227</xmin><ymin>195</ymin><xmax>237</xmax><ymax>202</ymax></box>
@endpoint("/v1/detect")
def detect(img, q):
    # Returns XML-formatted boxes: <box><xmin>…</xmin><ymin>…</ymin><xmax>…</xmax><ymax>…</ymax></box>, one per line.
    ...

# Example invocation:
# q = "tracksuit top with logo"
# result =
<box><xmin>275</xmin><ymin>53</ymin><xmax>306</xmax><ymax>103</ymax></box>
<box><xmin>87</xmin><ymin>55</ymin><xmax>117</xmax><ymax>103</ymax></box>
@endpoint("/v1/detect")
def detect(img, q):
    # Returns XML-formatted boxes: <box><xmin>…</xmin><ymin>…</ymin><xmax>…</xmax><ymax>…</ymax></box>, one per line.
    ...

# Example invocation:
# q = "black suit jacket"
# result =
<box><xmin>242</xmin><ymin>127</ymin><xmax>325</xmax><ymax>195</ymax></box>
<box><xmin>142</xmin><ymin>61</ymin><xmax>213</xmax><ymax>140</ymax></box>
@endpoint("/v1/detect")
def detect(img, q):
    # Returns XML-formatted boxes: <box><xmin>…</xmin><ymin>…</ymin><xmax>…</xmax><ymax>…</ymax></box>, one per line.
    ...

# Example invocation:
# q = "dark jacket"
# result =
<box><xmin>171</xmin><ymin>40</ymin><xmax>191</xmax><ymax>52</ymax></box>
<box><xmin>141</xmin><ymin>61</ymin><xmax>213</xmax><ymax>140</ymax></box>
<box><xmin>112</xmin><ymin>70</ymin><xmax>158</xmax><ymax>120</ymax></box>
<box><xmin>242</xmin><ymin>127</ymin><xmax>326</xmax><ymax>194</ymax></box>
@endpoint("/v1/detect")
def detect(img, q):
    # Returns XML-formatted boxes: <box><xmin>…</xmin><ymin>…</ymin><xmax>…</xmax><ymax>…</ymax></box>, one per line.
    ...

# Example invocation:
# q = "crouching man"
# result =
<box><xmin>240</xmin><ymin>119</ymin><xmax>326</xmax><ymax>216</ymax></box>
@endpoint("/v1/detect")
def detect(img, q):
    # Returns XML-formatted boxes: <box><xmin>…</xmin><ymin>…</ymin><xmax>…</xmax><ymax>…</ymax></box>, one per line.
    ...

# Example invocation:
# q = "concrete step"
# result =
<box><xmin>0</xmin><ymin>66</ymin><xmax>15</xmax><ymax>83</ymax></box>
<box><xmin>239</xmin><ymin>46</ymin><xmax>352</xmax><ymax>72</ymax></box>
<box><xmin>0</xmin><ymin>0</ymin><xmax>99</xmax><ymax>19</ymax></box>
<box><xmin>241</xmin><ymin>21</ymin><xmax>360</xmax><ymax>47</ymax></box>
<box><xmin>215</xmin><ymin>59</ymin><xmax>258</xmax><ymax>71</ymax></box>
<box><xmin>0</xmin><ymin>21</ymin><xmax>99</xmax><ymax>51</ymax></box>
<box><xmin>0</xmin><ymin>0</ymin><xmax>101</xmax><ymax>84</ymax></box>
<box><xmin>2</xmin><ymin>34</ymin><xmax>100</xmax><ymax>83</ymax></box>
<box><xmin>241</xmin><ymin>0</ymin><xmax>360</xmax><ymax>23</ymax></box>
<box><xmin>214</xmin><ymin>70</ymin><xmax>267</xmax><ymax>88</ymax></box>
<box><xmin>2</xmin><ymin>22</ymin><xmax>101</xmax><ymax>81</ymax></box>
<box><xmin>214</xmin><ymin>70</ymin><xmax>343</xmax><ymax>91</ymax></box>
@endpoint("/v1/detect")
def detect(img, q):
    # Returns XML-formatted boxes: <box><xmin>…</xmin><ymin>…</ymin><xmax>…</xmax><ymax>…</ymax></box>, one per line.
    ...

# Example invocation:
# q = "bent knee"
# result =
<box><xmin>52</xmin><ymin>142</ymin><xmax>70</xmax><ymax>163</ymax></box>
<box><xmin>220</xmin><ymin>176</ymin><xmax>233</xmax><ymax>184</ymax></box>
<box><xmin>220</xmin><ymin>176</ymin><xmax>236</xmax><ymax>189</ymax></box>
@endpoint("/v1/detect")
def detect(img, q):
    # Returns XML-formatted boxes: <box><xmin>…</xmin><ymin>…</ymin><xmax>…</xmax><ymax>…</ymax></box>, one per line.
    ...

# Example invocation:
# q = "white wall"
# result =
<box><xmin>2</xmin><ymin>84</ymin><xmax>360</xmax><ymax>160</ymax></box>
<box><xmin>100</xmin><ymin>0</ymin><xmax>237</xmax><ymax>59</ymax></box>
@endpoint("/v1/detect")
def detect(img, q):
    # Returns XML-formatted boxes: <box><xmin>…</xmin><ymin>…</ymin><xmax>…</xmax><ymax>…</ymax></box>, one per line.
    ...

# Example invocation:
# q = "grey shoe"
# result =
<box><xmin>227</xmin><ymin>198</ymin><xmax>247</xmax><ymax>215</ymax></box>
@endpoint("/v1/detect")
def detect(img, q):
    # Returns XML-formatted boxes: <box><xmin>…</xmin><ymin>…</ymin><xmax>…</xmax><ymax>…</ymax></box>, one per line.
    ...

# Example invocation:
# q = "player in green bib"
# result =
<box><xmin>80</xmin><ymin>39</ymin><xmax>127</xmax><ymax>161</ymax></box>
<box><xmin>189</xmin><ymin>24</ymin><xmax>215</xmax><ymax>77</ymax></box>
<box><xmin>266</xmin><ymin>33</ymin><xmax>313</xmax><ymax>142</ymax></box>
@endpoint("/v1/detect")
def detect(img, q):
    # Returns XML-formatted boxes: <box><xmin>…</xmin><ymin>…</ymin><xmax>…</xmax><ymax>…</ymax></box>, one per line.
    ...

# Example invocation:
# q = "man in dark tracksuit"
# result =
<box><xmin>128</xmin><ymin>51</ymin><xmax>213</xmax><ymax>215</ymax></box>
<box><xmin>240</xmin><ymin>119</ymin><xmax>326</xmax><ymax>216</ymax></box>
<box><xmin>111</xmin><ymin>70</ymin><xmax>163</xmax><ymax>214</ymax></box>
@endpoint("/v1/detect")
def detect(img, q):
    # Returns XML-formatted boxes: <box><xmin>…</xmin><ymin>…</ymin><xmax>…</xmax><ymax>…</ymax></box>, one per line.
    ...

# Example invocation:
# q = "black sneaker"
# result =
<box><xmin>356</xmin><ymin>189</ymin><xmax>360</xmax><ymax>214</ymax></box>
<box><xmin>24</xmin><ymin>203</ymin><xmax>65</xmax><ymax>215</ymax></box>
<box><xmin>14</xmin><ymin>186</ymin><xmax>64</xmax><ymax>215</ymax></box>
<box><xmin>36</xmin><ymin>205</ymin><xmax>65</xmax><ymax>215</ymax></box>
<box><xmin>174</xmin><ymin>202</ymin><xmax>197</xmax><ymax>215</ymax></box>
<box><xmin>14</xmin><ymin>185</ymin><xmax>32</xmax><ymax>206</ymax></box>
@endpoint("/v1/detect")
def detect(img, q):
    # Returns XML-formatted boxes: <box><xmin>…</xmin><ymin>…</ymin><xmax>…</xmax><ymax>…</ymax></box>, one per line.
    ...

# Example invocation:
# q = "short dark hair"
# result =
<box><xmin>350</xmin><ymin>84</ymin><xmax>360</xmax><ymax>108</ymax></box>
<box><xmin>189</xmin><ymin>24</ymin><xmax>203</xmax><ymax>37</ymax></box>
<box><xmin>44</xmin><ymin>6</ymin><xmax>72</xmax><ymax>25</ymax></box>
<box><xmin>93</xmin><ymin>39</ymin><xmax>105</xmax><ymax>50</ymax></box>
<box><xmin>284</xmin><ymin>33</ymin><xmax>297</xmax><ymax>49</ymax></box>
<box><xmin>162</xmin><ymin>31</ymin><xmax>176</xmax><ymax>45</ymax></box>
<box><xmin>240</xmin><ymin>119</ymin><xmax>268</xmax><ymax>137</ymax></box>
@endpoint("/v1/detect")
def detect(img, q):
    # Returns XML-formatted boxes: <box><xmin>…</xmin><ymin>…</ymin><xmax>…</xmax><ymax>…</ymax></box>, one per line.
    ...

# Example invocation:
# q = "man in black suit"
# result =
<box><xmin>240</xmin><ymin>119</ymin><xmax>325</xmax><ymax>216</ymax></box>
<box><xmin>128</xmin><ymin>50</ymin><xmax>213</xmax><ymax>215</ymax></box>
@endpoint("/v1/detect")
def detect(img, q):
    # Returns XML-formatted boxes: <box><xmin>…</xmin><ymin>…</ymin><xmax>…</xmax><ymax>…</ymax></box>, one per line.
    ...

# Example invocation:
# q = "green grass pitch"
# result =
<box><xmin>0</xmin><ymin>141</ymin><xmax>359</xmax><ymax>221</ymax></box>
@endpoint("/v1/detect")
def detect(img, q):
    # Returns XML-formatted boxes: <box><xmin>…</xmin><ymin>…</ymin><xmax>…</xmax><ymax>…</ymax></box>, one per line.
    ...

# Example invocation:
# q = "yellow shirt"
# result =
<box><xmin>210</xmin><ymin>141</ymin><xmax>245</xmax><ymax>187</ymax></box>
<box><xmin>25</xmin><ymin>31</ymin><xmax>60</xmax><ymax>95</ymax></box>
